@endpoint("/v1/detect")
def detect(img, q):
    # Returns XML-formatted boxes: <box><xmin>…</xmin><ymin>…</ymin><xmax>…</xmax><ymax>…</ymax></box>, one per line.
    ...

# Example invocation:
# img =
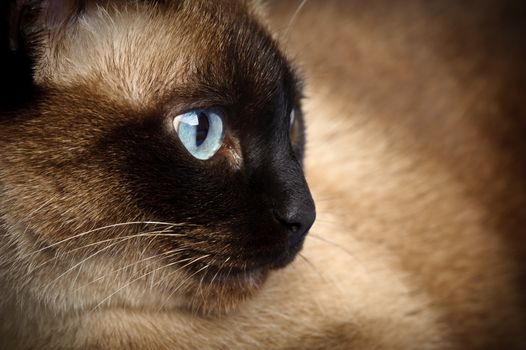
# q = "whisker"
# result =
<box><xmin>156</xmin><ymin>258</ymin><xmax>212</xmax><ymax>313</ymax></box>
<box><xmin>74</xmin><ymin>247</ymin><xmax>189</xmax><ymax>292</ymax></box>
<box><xmin>92</xmin><ymin>254</ymin><xmax>210</xmax><ymax>312</ymax></box>
<box><xmin>315</xmin><ymin>218</ymin><xmax>345</xmax><ymax>226</ymax></box>
<box><xmin>208</xmin><ymin>256</ymin><xmax>230</xmax><ymax>288</ymax></box>
<box><xmin>21</xmin><ymin>198</ymin><xmax>55</xmax><ymax>227</ymax></box>
<box><xmin>285</xmin><ymin>0</ymin><xmax>309</xmax><ymax>36</ymax></box>
<box><xmin>0</xmin><ymin>197</ymin><xmax>56</xmax><ymax>254</ymax></box>
<box><xmin>91</xmin><ymin>256</ymin><xmax>196</xmax><ymax>312</ymax></box>
<box><xmin>38</xmin><ymin>226</ymin><xmax>182</xmax><ymax>290</ymax></box>
<box><xmin>20</xmin><ymin>221</ymin><xmax>191</xmax><ymax>261</ymax></box>
<box><xmin>308</xmin><ymin>232</ymin><xmax>363</xmax><ymax>266</ymax></box>
<box><xmin>194</xmin><ymin>263</ymin><xmax>212</xmax><ymax>307</ymax></box>
<box><xmin>151</xmin><ymin>253</ymin><xmax>210</xmax><ymax>289</ymax></box>
<box><xmin>296</xmin><ymin>252</ymin><xmax>350</xmax><ymax>302</ymax></box>
<box><xmin>313</xmin><ymin>197</ymin><xmax>341</xmax><ymax>203</ymax></box>
<box><xmin>297</xmin><ymin>253</ymin><xmax>327</xmax><ymax>282</ymax></box>
<box><xmin>41</xmin><ymin>238</ymin><xmax>130</xmax><ymax>292</ymax></box>
<box><xmin>25</xmin><ymin>227</ymin><xmax>183</xmax><ymax>277</ymax></box>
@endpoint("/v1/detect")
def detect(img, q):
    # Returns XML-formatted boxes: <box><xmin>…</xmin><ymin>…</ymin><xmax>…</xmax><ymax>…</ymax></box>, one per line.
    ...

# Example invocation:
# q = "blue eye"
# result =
<box><xmin>173</xmin><ymin>108</ymin><xmax>225</xmax><ymax>160</ymax></box>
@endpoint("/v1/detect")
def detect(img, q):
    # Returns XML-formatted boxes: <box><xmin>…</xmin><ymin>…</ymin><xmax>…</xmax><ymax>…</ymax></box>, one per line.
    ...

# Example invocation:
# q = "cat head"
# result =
<box><xmin>0</xmin><ymin>0</ymin><xmax>315</xmax><ymax>314</ymax></box>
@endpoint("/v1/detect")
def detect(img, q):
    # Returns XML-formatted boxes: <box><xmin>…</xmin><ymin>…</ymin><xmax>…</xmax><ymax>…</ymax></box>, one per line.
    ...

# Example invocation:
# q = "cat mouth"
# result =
<box><xmin>183</xmin><ymin>260</ymin><xmax>271</xmax><ymax>285</ymax></box>
<box><xmin>156</xmin><ymin>234</ymin><xmax>308</xmax><ymax>314</ymax></box>
<box><xmin>180</xmin><ymin>243</ymin><xmax>305</xmax><ymax>285</ymax></box>
<box><xmin>206</xmin><ymin>266</ymin><xmax>267</xmax><ymax>284</ymax></box>
<box><xmin>173</xmin><ymin>262</ymin><xmax>270</xmax><ymax>315</ymax></box>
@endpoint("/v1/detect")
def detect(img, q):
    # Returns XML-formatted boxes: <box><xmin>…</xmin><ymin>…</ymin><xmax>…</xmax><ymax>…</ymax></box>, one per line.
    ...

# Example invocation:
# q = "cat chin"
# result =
<box><xmin>170</xmin><ymin>246</ymin><xmax>305</xmax><ymax>315</ymax></box>
<box><xmin>175</xmin><ymin>267</ymin><xmax>270</xmax><ymax>316</ymax></box>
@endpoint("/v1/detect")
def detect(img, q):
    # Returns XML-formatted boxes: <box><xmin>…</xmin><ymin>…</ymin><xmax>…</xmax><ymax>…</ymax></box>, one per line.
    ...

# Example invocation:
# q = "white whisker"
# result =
<box><xmin>74</xmin><ymin>247</ymin><xmax>189</xmax><ymax>292</ymax></box>
<box><xmin>157</xmin><ymin>259</ymin><xmax>212</xmax><ymax>313</ymax></box>
<box><xmin>308</xmin><ymin>232</ymin><xmax>362</xmax><ymax>265</ymax></box>
<box><xmin>20</xmin><ymin>221</ymin><xmax>191</xmax><ymax>261</ymax></box>
<box><xmin>42</xmin><ymin>238</ymin><xmax>128</xmax><ymax>292</ymax></box>
<box><xmin>92</xmin><ymin>254</ymin><xmax>210</xmax><ymax>312</ymax></box>
<box><xmin>25</xmin><ymin>226</ymin><xmax>183</xmax><ymax>277</ymax></box>
<box><xmin>209</xmin><ymin>256</ymin><xmax>230</xmax><ymax>288</ymax></box>
<box><xmin>284</xmin><ymin>0</ymin><xmax>308</xmax><ymax>38</ymax></box>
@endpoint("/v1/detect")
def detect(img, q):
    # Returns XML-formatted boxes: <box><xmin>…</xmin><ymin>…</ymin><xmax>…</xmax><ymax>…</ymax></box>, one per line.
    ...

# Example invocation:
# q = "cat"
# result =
<box><xmin>0</xmin><ymin>0</ymin><xmax>525</xmax><ymax>349</ymax></box>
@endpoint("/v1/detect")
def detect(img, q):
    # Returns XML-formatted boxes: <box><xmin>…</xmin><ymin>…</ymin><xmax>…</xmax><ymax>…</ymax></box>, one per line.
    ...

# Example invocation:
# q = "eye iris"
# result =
<box><xmin>173</xmin><ymin>108</ymin><xmax>225</xmax><ymax>160</ymax></box>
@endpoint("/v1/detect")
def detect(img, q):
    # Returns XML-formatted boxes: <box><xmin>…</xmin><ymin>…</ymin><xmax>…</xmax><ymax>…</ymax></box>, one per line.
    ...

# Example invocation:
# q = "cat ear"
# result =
<box><xmin>8</xmin><ymin>0</ymin><xmax>85</xmax><ymax>51</ymax></box>
<box><xmin>0</xmin><ymin>0</ymin><xmax>84</xmax><ymax>109</ymax></box>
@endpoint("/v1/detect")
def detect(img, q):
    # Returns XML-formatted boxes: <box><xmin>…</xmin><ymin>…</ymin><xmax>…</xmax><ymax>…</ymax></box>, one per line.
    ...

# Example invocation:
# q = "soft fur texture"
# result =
<box><xmin>1</xmin><ymin>0</ymin><xmax>526</xmax><ymax>349</ymax></box>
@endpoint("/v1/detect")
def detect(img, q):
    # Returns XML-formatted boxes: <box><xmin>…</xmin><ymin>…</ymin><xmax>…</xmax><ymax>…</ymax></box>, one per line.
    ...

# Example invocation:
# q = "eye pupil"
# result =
<box><xmin>195</xmin><ymin>112</ymin><xmax>210</xmax><ymax>147</ymax></box>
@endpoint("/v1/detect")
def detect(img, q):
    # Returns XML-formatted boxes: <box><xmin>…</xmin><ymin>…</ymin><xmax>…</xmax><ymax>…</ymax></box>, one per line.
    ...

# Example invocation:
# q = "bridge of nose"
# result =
<box><xmin>248</xmin><ymin>148</ymin><xmax>316</xmax><ymax>240</ymax></box>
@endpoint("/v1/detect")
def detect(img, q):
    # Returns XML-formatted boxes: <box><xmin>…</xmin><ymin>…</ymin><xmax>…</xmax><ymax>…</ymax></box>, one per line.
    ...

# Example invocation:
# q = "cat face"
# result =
<box><xmin>0</xmin><ymin>0</ymin><xmax>315</xmax><ymax>313</ymax></box>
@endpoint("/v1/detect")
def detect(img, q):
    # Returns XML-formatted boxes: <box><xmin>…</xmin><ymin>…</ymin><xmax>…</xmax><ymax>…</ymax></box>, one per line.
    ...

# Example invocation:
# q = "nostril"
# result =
<box><xmin>276</xmin><ymin>215</ymin><xmax>302</xmax><ymax>233</ymax></box>
<box><xmin>273</xmin><ymin>207</ymin><xmax>315</xmax><ymax>248</ymax></box>
<box><xmin>289</xmin><ymin>223</ymin><xmax>301</xmax><ymax>233</ymax></box>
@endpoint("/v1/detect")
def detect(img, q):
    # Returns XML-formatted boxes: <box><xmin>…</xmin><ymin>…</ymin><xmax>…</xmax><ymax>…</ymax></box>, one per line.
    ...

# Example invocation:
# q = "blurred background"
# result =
<box><xmin>266</xmin><ymin>1</ymin><xmax>526</xmax><ymax>348</ymax></box>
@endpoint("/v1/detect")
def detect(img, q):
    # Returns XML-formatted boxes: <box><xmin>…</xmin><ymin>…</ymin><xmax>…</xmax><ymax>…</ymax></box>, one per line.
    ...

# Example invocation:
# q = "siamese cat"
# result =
<box><xmin>1</xmin><ymin>0</ymin><xmax>525</xmax><ymax>349</ymax></box>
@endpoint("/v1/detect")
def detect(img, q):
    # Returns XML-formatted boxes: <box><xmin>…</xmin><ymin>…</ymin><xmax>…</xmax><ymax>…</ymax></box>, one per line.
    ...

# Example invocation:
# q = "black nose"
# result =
<box><xmin>274</xmin><ymin>202</ymin><xmax>316</xmax><ymax>249</ymax></box>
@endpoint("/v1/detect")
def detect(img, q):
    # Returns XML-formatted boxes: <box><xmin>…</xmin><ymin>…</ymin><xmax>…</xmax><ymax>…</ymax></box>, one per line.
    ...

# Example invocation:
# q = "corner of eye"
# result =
<box><xmin>219</xmin><ymin>138</ymin><xmax>243</xmax><ymax>170</ymax></box>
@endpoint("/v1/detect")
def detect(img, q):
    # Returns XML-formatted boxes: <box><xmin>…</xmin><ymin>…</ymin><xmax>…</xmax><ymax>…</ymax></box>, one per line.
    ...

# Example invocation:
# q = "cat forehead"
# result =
<box><xmin>35</xmin><ymin>0</ymin><xmax>288</xmax><ymax>108</ymax></box>
<box><xmin>35</xmin><ymin>1</ymin><xmax>289</xmax><ymax>110</ymax></box>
